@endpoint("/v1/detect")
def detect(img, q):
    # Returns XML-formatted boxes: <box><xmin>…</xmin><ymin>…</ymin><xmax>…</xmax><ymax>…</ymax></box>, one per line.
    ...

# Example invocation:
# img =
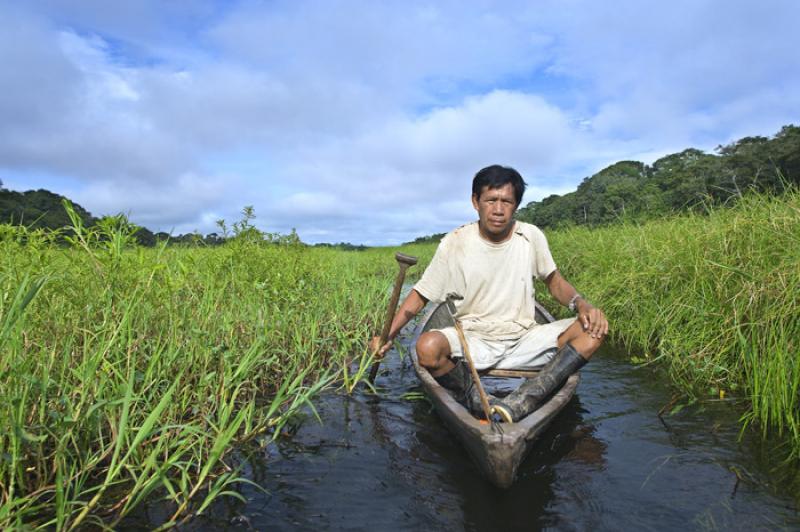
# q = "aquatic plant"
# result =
<box><xmin>0</xmin><ymin>207</ymin><xmax>417</xmax><ymax>528</ymax></box>
<box><xmin>545</xmin><ymin>189</ymin><xmax>800</xmax><ymax>456</ymax></box>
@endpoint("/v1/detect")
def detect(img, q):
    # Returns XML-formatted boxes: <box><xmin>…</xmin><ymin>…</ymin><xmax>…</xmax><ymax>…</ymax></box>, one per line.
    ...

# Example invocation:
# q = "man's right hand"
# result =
<box><xmin>369</xmin><ymin>336</ymin><xmax>393</xmax><ymax>359</ymax></box>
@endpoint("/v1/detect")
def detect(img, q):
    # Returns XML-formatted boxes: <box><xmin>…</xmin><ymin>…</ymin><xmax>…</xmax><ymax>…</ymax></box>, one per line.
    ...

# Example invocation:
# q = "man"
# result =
<box><xmin>373</xmin><ymin>165</ymin><xmax>608</xmax><ymax>423</ymax></box>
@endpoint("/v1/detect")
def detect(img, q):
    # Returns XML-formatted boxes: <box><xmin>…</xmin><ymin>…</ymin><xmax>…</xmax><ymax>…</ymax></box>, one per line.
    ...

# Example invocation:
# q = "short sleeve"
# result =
<box><xmin>531</xmin><ymin>227</ymin><xmax>557</xmax><ymax>280</ymax></box>
<box><xmin>413</xmin><ymin>237</ymin><xmax>454</xmax><ymax>303</ymax></box>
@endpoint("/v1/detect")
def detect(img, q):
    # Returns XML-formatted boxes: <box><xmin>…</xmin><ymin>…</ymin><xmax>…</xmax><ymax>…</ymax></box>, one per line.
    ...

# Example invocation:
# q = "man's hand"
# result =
<box><xmin>576</xmin><ymin>299</ymin><xmax>608</xmax><ymax>339</ymax></box>
<box><xmin>369</xmin><ymin>336</ymin><xmax>393</xmax><ymax>359</ymax></box>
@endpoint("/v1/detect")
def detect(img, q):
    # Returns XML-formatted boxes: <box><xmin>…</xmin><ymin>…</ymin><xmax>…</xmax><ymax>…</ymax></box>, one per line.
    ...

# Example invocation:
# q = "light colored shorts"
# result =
<box><xmin>437</xmin><ymin>318</ymin><xmax>576</xmax><ymax>371</ymax></box>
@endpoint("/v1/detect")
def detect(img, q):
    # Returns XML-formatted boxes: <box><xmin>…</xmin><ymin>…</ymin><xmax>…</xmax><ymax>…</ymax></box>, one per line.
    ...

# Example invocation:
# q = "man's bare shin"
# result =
<box><xmin>557</xmin><ymin>320</ymin><xmax>603</xmax><ymax>359</ymax></box>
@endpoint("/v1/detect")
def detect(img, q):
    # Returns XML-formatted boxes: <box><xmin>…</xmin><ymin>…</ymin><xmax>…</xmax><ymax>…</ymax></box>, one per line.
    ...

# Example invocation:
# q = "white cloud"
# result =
<box><xmin>207</xmin><ymin>1</ymin><xmax>552</xmax><ymax>102</ymax></box>
<box><xmin>1</xmin><ymin>1</ymin><xmax>799</xmax><ymax>244</ymax></box>
<box><xmin>75</xmin><ymin>171</ymin><xmax>238</xmax><ymax>233</ymax></box>
<box><xmin>251</xmin><ymin>90</ymin><xmax>589</xmax><ymax>242</ymax></box>
<box><xmin>305</xmin><ymin>90</ymin><xmax>574</xmax><ymax>199</ymax></box>
<box><xmin>540</xmin><ymin>0</ymin><xmax>800</xmax><ymax>142</ymax></box>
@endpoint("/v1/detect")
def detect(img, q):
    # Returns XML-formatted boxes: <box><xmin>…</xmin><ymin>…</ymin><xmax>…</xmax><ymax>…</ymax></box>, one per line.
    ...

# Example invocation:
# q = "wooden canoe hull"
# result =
<box><xmin>411</xmin><ymin>301</ymin><xmax>580</xmax><ymax>488</ymax></box>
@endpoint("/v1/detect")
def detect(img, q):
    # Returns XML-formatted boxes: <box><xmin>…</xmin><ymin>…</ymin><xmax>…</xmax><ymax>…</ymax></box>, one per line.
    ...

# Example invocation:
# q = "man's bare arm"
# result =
<box><xmin>371</xmin><ymin>288</ymin><xmax>429</xmax><ymax>356</ymax></box>
<box><xmin>544</xmin><ymin>270</ymin><xmax>608</xmax><ymax>339</ymax></box>
<box><xmin>544</xmin><ymin>269</ymin><xmax>579</xmax><ymax>307</ymax></box>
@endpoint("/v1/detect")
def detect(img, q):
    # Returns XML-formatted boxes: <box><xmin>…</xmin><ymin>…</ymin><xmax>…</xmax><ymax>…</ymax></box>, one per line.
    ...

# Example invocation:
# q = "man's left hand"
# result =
<box><xmin>577</xmin><ymin>300</ymin><xmax>608</xmax><ymax>339</ymax></box>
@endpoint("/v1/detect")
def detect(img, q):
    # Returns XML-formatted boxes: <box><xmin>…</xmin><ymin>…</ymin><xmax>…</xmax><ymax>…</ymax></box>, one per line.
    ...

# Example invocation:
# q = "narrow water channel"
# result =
<box><xmin>132</xmin><ymin>321</ymin><xmax>799</xmax><ymax>530</ymax></box>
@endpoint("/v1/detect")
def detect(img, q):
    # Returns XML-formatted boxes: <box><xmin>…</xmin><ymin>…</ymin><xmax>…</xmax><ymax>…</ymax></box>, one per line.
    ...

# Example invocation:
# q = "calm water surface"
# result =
<box><xmin>133</xmin><ymin>323</ymin><xmax>799</xmax><ymax>530</ymax></box>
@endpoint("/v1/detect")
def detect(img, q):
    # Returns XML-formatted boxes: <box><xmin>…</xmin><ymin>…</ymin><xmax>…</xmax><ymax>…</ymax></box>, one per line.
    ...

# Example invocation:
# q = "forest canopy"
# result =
<box><xmin>515</xmin><ymin>124</ymin><xmax>800</xmax><ymax>228</ymax></box>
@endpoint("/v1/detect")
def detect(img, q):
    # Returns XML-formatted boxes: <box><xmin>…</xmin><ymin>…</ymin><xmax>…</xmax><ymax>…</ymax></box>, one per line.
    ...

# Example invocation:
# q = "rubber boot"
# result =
<box><xmin>491</xmin><ymin>342</ymin><xmax>586</xmax><ymax>423</ymax></box>
<box><xmin>434</xmin><ymin>360</ymin><xmax>493</xmax><ymax>419</ymax></box>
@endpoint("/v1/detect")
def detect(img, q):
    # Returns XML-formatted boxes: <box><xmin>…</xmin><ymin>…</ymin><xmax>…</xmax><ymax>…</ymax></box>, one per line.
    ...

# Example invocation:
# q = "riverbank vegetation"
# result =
<box><xmin>543</xmin><ymin>189</ymin><xmax>799</xmax><ymax>458</ymax></box>
<box><xmin>0</xmin><ymin>206</ymin><xmax>430</xmax><ymax>529</ymax></box>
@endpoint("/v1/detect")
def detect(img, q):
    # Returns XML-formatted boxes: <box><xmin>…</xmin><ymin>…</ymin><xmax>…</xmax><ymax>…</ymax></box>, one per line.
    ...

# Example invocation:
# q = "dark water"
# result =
<box><xmin>134</xmin><ymin>328</ymin><xmax>799</xmax><ymax>530</ymax></box>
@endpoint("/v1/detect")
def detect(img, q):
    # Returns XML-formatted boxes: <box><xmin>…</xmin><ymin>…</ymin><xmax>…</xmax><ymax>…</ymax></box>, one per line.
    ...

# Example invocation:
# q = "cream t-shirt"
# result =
<box><xmin>414</xmin><ymin>221</ymin><xmax>557</xmax><ymax>341</ymax></box>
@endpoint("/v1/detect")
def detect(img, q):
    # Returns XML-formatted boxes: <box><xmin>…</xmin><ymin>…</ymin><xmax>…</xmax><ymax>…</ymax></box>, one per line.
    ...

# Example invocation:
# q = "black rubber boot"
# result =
<box><xmin>491</xmin><ymin>342</ymin><xmax>587</xmax><ymax>423</ymax></box>
<box><xmin>434</xmin><ymin>360</ymin><xmax>493</xmax><ymax>419</ymax></box>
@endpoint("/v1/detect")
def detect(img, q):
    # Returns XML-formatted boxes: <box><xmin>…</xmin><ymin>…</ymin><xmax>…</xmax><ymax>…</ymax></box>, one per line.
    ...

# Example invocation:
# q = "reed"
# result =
<box><xmin>0</xmin><ymin>212</ymin><xmax>415</xmax><ymax>528</ymax></box>
<box><xmin>6</xmin><ymin>187</ymin><xmax>795</xmax><ymax>526</ymax></box>
<box><xmin>544</xmin><ymin>189</ymin><xmax>800</xmax><ymax>455</ymax></box>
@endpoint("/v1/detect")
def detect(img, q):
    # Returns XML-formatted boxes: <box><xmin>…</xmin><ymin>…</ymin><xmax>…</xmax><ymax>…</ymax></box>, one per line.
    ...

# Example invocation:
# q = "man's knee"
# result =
<box><xmin>558</xmin><ymin>322</ymin><xmax>604</xmax><ymax>359</ymax></box>
<box><xmin>416</xmin><ymin>331</ymin><xmax>451</xmax><ymax>370</ymax></box>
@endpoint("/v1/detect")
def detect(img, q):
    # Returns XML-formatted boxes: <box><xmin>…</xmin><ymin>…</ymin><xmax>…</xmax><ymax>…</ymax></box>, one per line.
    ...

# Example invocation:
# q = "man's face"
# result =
<box><xmin>471</xmin><ymin>183</ymin><xmax>517</xmax><ymax>242</ymax></box>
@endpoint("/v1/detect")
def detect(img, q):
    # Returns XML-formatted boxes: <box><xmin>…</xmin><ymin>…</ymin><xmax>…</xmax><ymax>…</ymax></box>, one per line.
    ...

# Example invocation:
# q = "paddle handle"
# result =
<box><xmin>368</xmin><ymin>253</ymin><xmax>417</xmax><ymax>383</ymax></box>
<box><xmin>453</xmin><ymin>319</ymin><xmax>493</xmax><ymax>421</ymax></box>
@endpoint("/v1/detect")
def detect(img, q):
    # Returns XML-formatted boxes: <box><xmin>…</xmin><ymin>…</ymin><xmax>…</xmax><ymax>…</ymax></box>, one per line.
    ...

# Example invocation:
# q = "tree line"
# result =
<box><xmin>0</xmin><ymin>187</ymin><xmax>198</xmax><ymax>246</ymax></box>
<box><xmin>516</xmin><ymin>124</ymin><xmax>800</xmax><ymax>228</ymax></box>
<box><xmin>0</xmin><ymin>186</ymin><xmax>361</xmax><ymax>248</ymax></box>
<box><xmin>0</xmin><ymin>186</ymin><xmax>302</xmax><ymax>247</ymax></box>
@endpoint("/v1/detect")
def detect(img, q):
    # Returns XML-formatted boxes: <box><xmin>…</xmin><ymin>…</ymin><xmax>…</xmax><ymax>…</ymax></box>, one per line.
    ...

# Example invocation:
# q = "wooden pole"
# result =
<box><xmin>368</xmin><ymin>252</ymin><xmax>417</xmax><ymax>383</ymax></box>
<box><xmin>451</xmin><ymin>315</ymin><xmax>493</xmax><ymax>421</ymax></box>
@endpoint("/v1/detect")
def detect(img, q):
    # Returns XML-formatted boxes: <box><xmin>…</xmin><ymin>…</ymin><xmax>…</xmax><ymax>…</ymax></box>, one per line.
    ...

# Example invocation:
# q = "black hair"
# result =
<box><xmin>472</xmin><ymin>165</ymin><xmax>527</xmax><ymax>206</ymax></box>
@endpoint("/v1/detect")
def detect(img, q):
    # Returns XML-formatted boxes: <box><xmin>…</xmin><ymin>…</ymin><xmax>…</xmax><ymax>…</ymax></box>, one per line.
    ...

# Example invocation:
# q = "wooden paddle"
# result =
<box><xmin>368</xmin><ymin>252</ymin><xmax>418</xmax><ymax>383</ymax></box>
<box><xmin>446</xmin><ymin>301</ymin><xmax>493</xmax><ymax>421</ymax></box>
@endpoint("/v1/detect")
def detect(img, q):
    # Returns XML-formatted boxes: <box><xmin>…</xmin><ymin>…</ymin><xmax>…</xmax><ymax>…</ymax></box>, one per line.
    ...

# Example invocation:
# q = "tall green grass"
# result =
<box><xmin>546</xmin><ymin>190</ymin><xmax>800</xmax><ymax>454</ymax></box>
<box><xmin>4</xmin><ymin>188</ymin><xmax>796</xmax><ymax>526</ymax></box>
<box><xmin>0</xmin><ymin>213</ymin><xmax>424</xmax><ymax>528</ymax></box>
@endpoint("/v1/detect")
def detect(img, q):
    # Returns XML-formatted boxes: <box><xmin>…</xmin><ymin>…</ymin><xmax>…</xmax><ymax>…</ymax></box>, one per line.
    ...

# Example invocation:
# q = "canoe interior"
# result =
<box><xmin>411</xmin><ymin>300</ymin><xmax>579</xmax><ymax>488</ymax></box>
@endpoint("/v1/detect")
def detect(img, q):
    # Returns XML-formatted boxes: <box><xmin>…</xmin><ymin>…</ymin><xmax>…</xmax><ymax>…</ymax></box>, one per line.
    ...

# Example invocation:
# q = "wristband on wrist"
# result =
<box><xmin>568</xmin><ymin>293</ymin><xmax>583</xmax><ymax>313</ymax></box>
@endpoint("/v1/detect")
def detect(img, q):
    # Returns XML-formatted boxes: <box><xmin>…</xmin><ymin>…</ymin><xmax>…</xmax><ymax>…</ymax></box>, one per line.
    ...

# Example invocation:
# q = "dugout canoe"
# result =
<box><xmin>411</xmin><ymin>301</ymin><xmax>580</xmax><ymax>488</ymax></box>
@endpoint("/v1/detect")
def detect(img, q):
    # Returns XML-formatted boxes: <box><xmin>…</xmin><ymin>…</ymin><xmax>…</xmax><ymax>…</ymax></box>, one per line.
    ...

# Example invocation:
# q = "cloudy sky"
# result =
<box><xmin>2</xmin><ymin>1</ymin><xmax>799</xmax><ymax>244</ymax></box>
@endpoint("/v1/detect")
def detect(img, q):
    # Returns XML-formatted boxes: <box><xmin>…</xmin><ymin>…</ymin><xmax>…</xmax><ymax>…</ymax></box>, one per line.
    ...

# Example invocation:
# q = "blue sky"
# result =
<box><xmin>1</xmin><ymin>0</ymin><xmax>799</xmax><ymax>244</ymax></box>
